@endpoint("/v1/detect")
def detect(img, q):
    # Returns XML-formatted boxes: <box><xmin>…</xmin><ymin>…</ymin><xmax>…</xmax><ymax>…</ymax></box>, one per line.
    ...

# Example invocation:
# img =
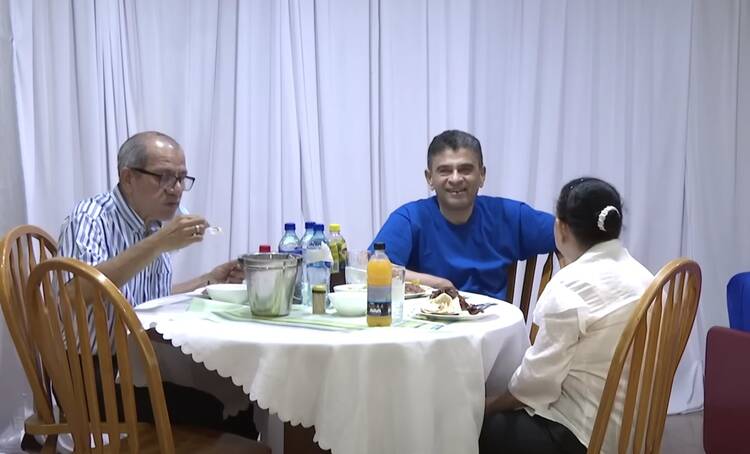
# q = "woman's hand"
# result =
<box><xmin>485</xmin><ymin>391</ymin><xmax>524</xmax><ymax>417</ymax></box>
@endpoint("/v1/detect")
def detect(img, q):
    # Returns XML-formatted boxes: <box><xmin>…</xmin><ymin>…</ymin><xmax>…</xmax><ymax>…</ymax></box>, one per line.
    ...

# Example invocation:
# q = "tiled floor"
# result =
<box><xmin>662</xmin><ymin>411</ymin><xmax>703</xmax><ymax>454</ymax></box>
<box><xmin>14</xmin><ymin>411</ymin><xmax>706</xmax><ymax>453</ymax></box>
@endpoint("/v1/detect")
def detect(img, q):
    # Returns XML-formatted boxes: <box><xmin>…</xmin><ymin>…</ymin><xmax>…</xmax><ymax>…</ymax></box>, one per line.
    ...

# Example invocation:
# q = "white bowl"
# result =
<box><xmin>206</xmin><ymin>283</ymin><xmax>248</xmax><ymax>304</ymax></box>
<box><xmin>334</xmin><ymin>283</ymin><xmax>367</xmax><ymax>293</ymax></box>
<box><xmin>328</xmin><ymin>291</ymin><xmax>367</xmax><ymax>317</ymax></box>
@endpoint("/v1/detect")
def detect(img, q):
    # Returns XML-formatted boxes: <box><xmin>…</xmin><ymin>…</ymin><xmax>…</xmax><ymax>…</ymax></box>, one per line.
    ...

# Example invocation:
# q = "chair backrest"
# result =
<box><xmin>588</xmin><ymin>258</ymin><xmax>702</xmax><ymax>454</ymax></box>
<box><xmin>25</xmin><ymin>257</ymin><xmax>174</xmax><ymax>454</ymax></box>
<box><xmin>506</xmin><ymin>252</ymin><xmax>555</xmax><ymax>321</ymax></box>
<box><xmin>703</xmin><ymin>326</ymin><xmax>750</xmax><ymax>454</ymax></box>
<box><xmin>0</xmin><ymin>225</ymin><xmax>58</xmax><ymax>425</ymax></box>
<box><xmin>727</xmin><ymin>272</ymin><xmax>750</xmax><ymax>331</ymax></box>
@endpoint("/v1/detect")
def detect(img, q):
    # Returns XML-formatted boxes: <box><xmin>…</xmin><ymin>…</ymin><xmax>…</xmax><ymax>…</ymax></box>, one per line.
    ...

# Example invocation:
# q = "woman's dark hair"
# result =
<box><xmin>556</xmin><ymin>177</ymin><xmax>623</xmax><ymax>248</ymax></box>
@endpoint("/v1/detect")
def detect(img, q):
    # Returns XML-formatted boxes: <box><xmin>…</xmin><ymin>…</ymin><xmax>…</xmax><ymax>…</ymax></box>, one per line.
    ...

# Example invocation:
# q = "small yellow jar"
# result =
<box><xmin>312</xmin><ymin>284</ymin><xmax>327</xmax><ymax>314</ymax></box>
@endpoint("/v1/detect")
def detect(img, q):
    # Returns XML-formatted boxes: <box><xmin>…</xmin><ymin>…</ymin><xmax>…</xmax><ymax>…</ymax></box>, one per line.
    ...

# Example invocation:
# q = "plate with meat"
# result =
<box><xmin>417</xmin><ymin>287</ymin><xmax>495</xmax><ymax>321</ymax></box>
<box><xmin>404</xmin><ymin>282</ymin><xmax>433</xmax><ymax>299</ymax></box>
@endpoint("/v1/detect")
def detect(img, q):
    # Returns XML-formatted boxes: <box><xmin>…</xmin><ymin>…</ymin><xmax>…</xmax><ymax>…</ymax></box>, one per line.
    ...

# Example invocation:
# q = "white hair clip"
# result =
<box><xmin>597</xmin><ymin>206</ymin><xmax>620</xmax><ymax>232</ymax></box>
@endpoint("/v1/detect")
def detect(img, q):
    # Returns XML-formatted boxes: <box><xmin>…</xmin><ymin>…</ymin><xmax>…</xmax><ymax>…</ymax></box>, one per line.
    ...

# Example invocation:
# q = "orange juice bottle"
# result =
<box><xmin>367</xmin><ymin>242</ymin><xmax>393</xmax><ymax>327</ymax></box>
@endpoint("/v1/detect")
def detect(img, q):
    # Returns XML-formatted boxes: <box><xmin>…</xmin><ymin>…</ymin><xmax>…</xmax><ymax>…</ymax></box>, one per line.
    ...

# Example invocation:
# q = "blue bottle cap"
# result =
<box><xmin>305</xmin><ymin>221</ymin><xmax>316</xmax><ymax>229</ymax></box>
<box><xmin>314</xmin><ymin>224</ymin><xmax>324</xmax><ymax>232</ymax></box>
<box><xmin>284</xmin><ymin>222</ymin><xmax>296</xmax><ymax>231</ymax></box>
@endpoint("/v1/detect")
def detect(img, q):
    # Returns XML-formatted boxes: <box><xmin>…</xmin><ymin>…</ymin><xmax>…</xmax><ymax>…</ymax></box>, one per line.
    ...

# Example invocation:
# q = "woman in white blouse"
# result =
<box><xmin>480</xmin><ymin>177</ymin><xmax>654</xmax><ymax>454</ymax></box>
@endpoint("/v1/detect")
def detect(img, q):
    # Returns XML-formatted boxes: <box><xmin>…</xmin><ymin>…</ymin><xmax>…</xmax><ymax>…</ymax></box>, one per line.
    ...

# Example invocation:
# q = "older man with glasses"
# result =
<box><xmin>57</xmin><ymin>131</ymin><xmax>255</xmax><ymax>438</ymax></box>
<box><xmin>59</xmin><ymin>130</ymin><xmax>242</xmax><ymax>304</ymax></box>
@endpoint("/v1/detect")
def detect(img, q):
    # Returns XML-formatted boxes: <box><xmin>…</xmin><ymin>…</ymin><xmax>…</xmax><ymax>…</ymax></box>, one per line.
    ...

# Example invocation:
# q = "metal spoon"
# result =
<box><xmin>179</xmin><ymin>206</ymin><xmax>223</xmax><ymax>235</ymax></box>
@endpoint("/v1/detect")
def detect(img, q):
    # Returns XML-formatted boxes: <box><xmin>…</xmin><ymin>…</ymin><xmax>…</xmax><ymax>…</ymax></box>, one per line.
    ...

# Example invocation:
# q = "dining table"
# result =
<box><xmin>131</xmin><ymin>290</ymin><xmax>530</xmax><ymax>454</ymax></box>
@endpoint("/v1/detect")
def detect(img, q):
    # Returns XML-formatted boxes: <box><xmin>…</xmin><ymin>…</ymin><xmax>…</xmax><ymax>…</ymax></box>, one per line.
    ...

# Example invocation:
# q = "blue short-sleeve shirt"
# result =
<box><xmin>370</xmin><ymin>196</ymin><xmax>555</xmax><ymax>300</ymax></box>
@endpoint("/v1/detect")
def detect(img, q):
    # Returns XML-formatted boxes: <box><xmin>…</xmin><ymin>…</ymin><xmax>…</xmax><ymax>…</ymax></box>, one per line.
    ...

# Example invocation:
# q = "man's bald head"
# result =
<box><xmin>117</xmin><ymin>131</ymin><xmax>181</xmax><ymax>173</ymax></box>
<box><xmin>116</xmin><ymin>131</ymin><xmax>187</xmax><ymax>222</ymax></box>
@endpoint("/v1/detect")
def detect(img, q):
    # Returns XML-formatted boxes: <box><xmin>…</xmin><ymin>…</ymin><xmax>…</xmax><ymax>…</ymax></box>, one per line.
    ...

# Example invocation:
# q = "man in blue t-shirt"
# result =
<box><xmin>370</xmin><ymin>130</ymin><xmax>555</xmax><ymax>301</ymax></box>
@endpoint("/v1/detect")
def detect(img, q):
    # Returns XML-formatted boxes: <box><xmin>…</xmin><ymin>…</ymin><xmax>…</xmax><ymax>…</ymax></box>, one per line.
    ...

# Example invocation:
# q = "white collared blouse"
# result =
<box><xmin>508</xmin><ymin>239</ymin><xmax>653</xmax><ymax>453</ymax></box>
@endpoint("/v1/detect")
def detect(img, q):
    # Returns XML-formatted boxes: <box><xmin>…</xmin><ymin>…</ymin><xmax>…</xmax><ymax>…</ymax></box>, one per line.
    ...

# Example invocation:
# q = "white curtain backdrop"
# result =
<box><xmin>0</xmin><ymin>1</ymin><xmax>31</xmax><ymax>450</ymax></box>
<box><xmin>1</xmin><ymin>0</ymin><xmax>749</xmax><ymax>450</ymax></box>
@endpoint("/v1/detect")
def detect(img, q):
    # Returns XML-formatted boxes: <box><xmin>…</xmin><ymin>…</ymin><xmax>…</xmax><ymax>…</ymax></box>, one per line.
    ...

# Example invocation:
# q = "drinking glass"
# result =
<box><xmin>391</xmin><ymin>265</ymin><xmax>405</xmax><ymax>321</ymax></box>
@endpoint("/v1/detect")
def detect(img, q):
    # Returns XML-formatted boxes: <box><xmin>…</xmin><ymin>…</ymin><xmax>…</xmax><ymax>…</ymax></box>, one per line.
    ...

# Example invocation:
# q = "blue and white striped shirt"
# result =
<box><xmin>58</xmin><ymin>185</ymin><xmax>172</xmax><ymax>307</ymax></box>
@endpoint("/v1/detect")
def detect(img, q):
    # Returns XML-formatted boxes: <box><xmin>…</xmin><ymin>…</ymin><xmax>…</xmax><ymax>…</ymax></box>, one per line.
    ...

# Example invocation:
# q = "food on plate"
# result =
<box><xmin>423</xmin><ymin>287</ymin><xmax>484</xmax><ymax>315</ymax></box>
<box><xmin>425</xmin><ymin>292</ymin><xmax>463</xmax><ymax>314</ymax></box>
<box><xmin>405</xmin><ymin>282</ymin><xmax>425</xmax><ymax>295</ymax></box>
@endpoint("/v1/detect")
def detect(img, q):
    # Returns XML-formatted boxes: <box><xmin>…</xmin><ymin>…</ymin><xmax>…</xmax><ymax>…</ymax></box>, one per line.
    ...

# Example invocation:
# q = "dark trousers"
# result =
<box><xmin>479</xmin><ymin>409</ymin><xmax>586</xmax><ymax>454</ymax></box>
<box><xmin>134</xmin><ymin>382</ymin><xmax>257</xmax><ymax>439</ymax></box>
<box><xmin>91</xmin><ymin>355</ymin><xmax>257</xmax><ymax>439</ymax></box>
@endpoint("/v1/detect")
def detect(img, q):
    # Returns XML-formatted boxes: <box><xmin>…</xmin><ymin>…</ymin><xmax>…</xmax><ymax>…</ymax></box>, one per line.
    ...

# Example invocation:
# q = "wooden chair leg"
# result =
<box><xmin>41</xmin><ymin>434</ymin><xmax>58</xmax><ymax>454</ymax></box>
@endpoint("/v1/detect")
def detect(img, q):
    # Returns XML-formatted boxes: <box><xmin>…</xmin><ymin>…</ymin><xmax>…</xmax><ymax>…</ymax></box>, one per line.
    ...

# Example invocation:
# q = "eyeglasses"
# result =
<box><xmin>130</xmin><ymin>168</ymin><xmax>195</xmax><ymax>191</ymax></box>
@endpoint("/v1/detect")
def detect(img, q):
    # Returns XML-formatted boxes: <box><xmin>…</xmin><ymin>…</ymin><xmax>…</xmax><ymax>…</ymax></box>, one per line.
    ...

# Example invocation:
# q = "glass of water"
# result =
<box><xmin>391</xmin><ymin>265</ymin><xmax>405</xmax><ymax>321</ymax></box>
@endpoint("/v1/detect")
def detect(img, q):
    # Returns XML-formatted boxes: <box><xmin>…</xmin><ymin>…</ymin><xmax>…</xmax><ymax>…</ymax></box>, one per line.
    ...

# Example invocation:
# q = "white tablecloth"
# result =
<box><xmin>133</xmin><ymin>293</ymin><xmax>529</xmax><ymax>454</ymax></box>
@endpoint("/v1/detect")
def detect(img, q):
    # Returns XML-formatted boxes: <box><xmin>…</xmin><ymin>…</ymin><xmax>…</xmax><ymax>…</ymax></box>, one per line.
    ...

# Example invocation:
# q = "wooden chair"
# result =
<box><xmin>506</xmin><ymin>252</ymin><xmax>555</xmax><ymax>321</ymax></box>
<box><xmin>506</xmin><ymin>252</ymin><xmax>555</xmax><ymax>343</ymax></box>
<box><xmin>25</xmin><ymin>256</ymin><xmax>270</xmax><ymax>454</ymax></box>
<box><xmin>587</xmin><ymin>258</ymin><xmax>702</xmax><ymax>454</ymax></box>
<box><xmin>0</xmin><ymin>225</ymin><xmax>65</xmax><ymax>451</ymax></box>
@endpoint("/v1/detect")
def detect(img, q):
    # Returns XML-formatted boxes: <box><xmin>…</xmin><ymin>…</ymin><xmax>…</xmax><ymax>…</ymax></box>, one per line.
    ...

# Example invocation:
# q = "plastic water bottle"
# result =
<box><xmin>299</xmin><ymin>221</ymin><xmax>316</xmax><ymax>306</ymax></box>
<box><xmin>303</xmin><ymin>224</ymin><xmax>332</xmax><ymax>309</ymax></box>
<box><xmin>300</xmin><ymin>221</ymin><xmax>316</xmax><ymax>249</ymax></box>
<box><xmin>278</xmin><ymin>223</ymin><xmax>302</xmax><ymax>303</ymax></box>
<box><xmin>312</xmin><ymin>223</ymin><xmax>328</xmax><ymax>247</ymax></box>
<box><xmin>278</xmin><ymin>223</ymin><xmax>302</xmax><ymax>255</ymax></box>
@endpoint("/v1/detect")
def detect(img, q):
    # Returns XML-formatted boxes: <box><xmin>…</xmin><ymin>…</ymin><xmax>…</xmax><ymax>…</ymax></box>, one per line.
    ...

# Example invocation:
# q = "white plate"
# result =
<box><xmin>404</xmin><ymin>285</ymin><xmax>435</xmax><ymax>299</ymax></box>
<box><xmin>417</xmin><ymin>308</ymin><xmax>492</xmax><ymax>321</ymax></box>
<box><xmin>135</xmin><ymin>294</ymin><xmax>192</xmax><ymax>311</ymax></box>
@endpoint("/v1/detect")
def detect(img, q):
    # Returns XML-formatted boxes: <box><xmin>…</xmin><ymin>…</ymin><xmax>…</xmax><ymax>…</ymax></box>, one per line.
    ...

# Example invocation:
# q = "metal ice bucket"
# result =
<box><xmin>239</xmin><ymin>253</ymin><xmax>301</xmax><ymax>317</ymax></box>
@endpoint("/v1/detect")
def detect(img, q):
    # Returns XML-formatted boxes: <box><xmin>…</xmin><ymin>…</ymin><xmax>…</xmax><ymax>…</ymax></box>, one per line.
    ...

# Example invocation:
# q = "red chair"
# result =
<box><xmin>704</xmin><ymin>326</ymin><xmax>750</xmax><ymax>454</ymax></box>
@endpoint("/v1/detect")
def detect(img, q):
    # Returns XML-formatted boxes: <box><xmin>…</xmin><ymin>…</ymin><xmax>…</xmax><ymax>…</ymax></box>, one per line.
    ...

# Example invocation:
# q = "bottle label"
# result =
<box><xmin>329</xmin><ymin>242</ymin><xmax>341</xmax><ymax>273</ymax></box>
<box><xmin>367</xmin><ymin>284</ymin><xmax>392</xmax><ymax>317</ymax></box>
<box><xmin>279</xmin><ymin>245</ymin><xmax>303</xmax><ymax>255</ymax></box>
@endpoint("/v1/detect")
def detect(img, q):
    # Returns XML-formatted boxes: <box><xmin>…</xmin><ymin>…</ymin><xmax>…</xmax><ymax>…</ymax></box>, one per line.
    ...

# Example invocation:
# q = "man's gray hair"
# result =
<box><xmin>117</xmin><ymin>131</ymin><xmax>180</xmax><ymax>172</ymax></box>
